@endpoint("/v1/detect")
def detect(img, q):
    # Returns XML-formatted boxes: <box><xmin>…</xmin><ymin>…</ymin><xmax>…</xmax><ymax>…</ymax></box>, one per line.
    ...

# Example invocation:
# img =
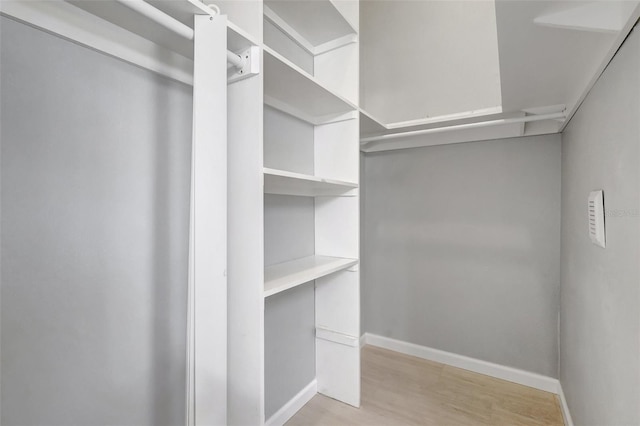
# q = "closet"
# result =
<box><xmin>5</xmin><ymin>1</ymin><xmax>640</xmax><ymax>425</ymax></box>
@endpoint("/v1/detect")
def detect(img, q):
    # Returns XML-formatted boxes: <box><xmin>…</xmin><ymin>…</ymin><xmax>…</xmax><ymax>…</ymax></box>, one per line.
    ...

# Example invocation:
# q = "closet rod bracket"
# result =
<box><xmin>228</xmin><ymin>46</ymin><xmax>260</xmax><ymax>84</ymax></box>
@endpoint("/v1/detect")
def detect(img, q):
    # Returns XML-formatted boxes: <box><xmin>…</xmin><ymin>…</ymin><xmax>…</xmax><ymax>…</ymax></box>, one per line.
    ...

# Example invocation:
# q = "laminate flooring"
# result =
<box><xmin>287</xmin><ymin>346</ymin><xmax>564</xmax><ymax>426</ymax></box>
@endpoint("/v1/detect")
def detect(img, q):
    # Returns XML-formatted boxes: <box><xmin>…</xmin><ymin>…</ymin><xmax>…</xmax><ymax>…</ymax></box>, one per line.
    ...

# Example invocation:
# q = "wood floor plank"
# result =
<box><xmin>287</xmin><ymin>346</ymin><xmax>565</xmax><ymax>426</ymax></box>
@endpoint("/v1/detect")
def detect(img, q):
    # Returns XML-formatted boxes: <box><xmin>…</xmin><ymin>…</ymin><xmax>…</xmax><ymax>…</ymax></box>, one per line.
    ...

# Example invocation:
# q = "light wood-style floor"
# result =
<box><xmin>287</xmin><ymin>346</ymin><xmax>564</xmax><ymax>426</ymax></box>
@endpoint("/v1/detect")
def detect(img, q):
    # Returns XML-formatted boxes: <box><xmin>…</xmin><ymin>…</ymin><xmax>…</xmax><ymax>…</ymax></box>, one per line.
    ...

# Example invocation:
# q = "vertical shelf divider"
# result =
<box><xmin>189</xmin><ymin>13</ymin><xmax>228</xmax><ymax>425</ymax></box>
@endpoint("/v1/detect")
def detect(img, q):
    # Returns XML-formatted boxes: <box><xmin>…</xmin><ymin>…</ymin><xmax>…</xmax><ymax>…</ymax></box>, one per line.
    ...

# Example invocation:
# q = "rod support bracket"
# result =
<box><xmin>228</xmin><ymin>46</ymin><xmax>260</xmax><ymax>84</ymax></box>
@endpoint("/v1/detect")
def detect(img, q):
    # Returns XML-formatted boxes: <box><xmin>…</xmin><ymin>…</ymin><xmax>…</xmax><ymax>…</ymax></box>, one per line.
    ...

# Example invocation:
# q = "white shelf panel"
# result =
<box><xmin>359</xmin><ymin>109</ymin><xmax>388</xmax><ymax>137</ymax></box>
<box><xmin>264</xmin><ymin>168</ymin><xmax>357</xmax><ymax>197</ymax></box>
<box><xmin>264</xmin><ymin>0</ymin><xmax>356</xmax><ymax>49</ymax></box>
<box><xmin>264</xmin><ymin>255</ymin><xmax>358</xmax><ymax>298</ymax></box>
<box><xmin>264</xmin><ymin>47</ymin><xmax>358</xmax><ymax>125</ymax></box>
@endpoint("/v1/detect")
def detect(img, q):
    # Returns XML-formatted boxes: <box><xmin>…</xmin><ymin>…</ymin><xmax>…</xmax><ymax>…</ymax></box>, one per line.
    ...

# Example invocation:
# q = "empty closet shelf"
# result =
<box><xmin>264</xmin><ymin>0</ymin><xmax>356</xmax><ymax>50</ymax></box>
<box><xmin>264</xmin><ymin>255</ymin><xmax>358</xmax><ymax>297</ymax></box>
<box><xmin>263</xmin><ymin>47</ymin><xmax>357</xmax><ymax>125</ymax></box>
<box><xmin>264</xmin><ymin>168</ymin><xmax>357</xmax><ymax>196</ymax></box>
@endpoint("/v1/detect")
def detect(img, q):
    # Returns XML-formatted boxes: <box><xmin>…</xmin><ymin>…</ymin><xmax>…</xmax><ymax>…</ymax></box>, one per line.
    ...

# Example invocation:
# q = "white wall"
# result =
<box><xmin>1</xmin><ymin>17</ymin><xmax>191</xmax><ymax>425</ymax></box>
<box><xmin>560</xmin><ymin>25</ymin><xmax>640</xmax><ymax>425</ymax></box>
<box><xmin>363</xmin><ymin>134</ymin><xmax>561</xmax><ymax>377</ymax></box>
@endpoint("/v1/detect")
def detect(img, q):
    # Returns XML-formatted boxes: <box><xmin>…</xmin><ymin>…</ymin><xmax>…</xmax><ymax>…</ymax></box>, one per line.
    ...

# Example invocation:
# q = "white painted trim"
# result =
<box><xmin>363</xmin><ymin>333</ymin><xmax>559</xmax><ymax>394</ymax></box>
<box><xmin>265</xmin><ymin>380</ymin><xmax>317</xmax><ymax>426</ymax></box>
<box><xmin>557</xmin><ymin>382</ymin><xmax>574</xmax><ymax>426</ymax></box>
<box><xmin>359</xmin><ymin>334</ymin><xmax>366</xmax><ymax>348</ymax></box>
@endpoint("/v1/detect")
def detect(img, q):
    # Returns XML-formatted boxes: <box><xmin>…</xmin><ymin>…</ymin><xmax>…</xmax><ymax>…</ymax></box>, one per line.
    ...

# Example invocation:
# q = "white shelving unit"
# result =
<box><xmin>263</xmin><ymin>0</ymin><xmax>361</xmax><ymax>419</ymax></box>
<box><xmin>264</xmin><ymin>0</ymin><xmax>357</xmax><ymax>54</ymax></box>
<box><xmin>264</xmin><ymin>47</ymin><xmax>357</xmax><ymax>124</ymax></box>
<box><xmin>265</xmin><ymin>255</ymin><xmax>358</xmax><ymax>298</ymax></box>
<box><xmin>264</xmin><ymin>168</ymin><xmax>357</xmax><ymax>197</ymax></box>
<box><xmin>226</xmin><ymin>1</ymin><xmax>362</xmax><ymax>425</ymax></box>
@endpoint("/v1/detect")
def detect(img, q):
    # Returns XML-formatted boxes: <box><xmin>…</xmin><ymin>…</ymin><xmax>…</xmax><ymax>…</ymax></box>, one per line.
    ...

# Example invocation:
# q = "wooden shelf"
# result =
<box><xmin>264</xmin><ymin>168</ymin><xmax>357</xmax><ymax>197</ymax></box>
<box><xmin>264</xmin><ymin>255</ymin><xmax>358</xmax><ymax>298</ymax></box>
<box><xmin>264</xmin><ymin>47</ymin><xmax>357</xmax><ymax>125</ymax></box>
<box><xmin>264</xmin><ymin>0</ymin><xmax>356</xmax><ymax>54</ymax></box>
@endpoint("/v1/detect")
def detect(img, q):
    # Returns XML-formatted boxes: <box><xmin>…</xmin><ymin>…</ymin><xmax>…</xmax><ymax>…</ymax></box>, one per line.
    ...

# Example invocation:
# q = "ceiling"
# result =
<box><xmin>360</xmin><ymin>0</ymin><xmax>502</xmax><ymax>125</ymax></box>
<box><xmin>496</xmin><ymin>1</ymin><xmax>631</xmax><ymax>114</ymax></box>
<box><xmin>360</xmin><ymin>0</ymin><xmax>640</xmax><ymax>151</ymax></box>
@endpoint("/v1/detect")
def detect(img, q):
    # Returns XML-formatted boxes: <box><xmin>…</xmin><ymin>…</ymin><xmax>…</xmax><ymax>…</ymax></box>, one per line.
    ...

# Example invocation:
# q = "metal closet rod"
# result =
<box><xmin>360</xmin><ymin>111</ymin><xmax>567</xmax><ymax>144</ymax></box>
<box><xmin>116</xmin><ymin>0</ymin><xmax>245</xmax><ymax>69</ymax></box>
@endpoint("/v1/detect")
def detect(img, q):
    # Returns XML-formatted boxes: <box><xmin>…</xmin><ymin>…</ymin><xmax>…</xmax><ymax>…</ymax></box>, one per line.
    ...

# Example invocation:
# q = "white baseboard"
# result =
<box><xmin>359</xmin><ymin>333</ymin><xmax>366</xmax><ymax>348</ymax></box>
<box><xmin>363</xmin><ymin>333</ymin><xmax>560</xmax><ymax>394</ymax></box>
<box><xmin>265</xmin><ymin>379</ymin><xmax>317</xmax><ymax>426</ymax></box>
<box><xmin>557</xmin><ymin>382</ymin><xmax>574</xmax><ymax>426</ymax></box>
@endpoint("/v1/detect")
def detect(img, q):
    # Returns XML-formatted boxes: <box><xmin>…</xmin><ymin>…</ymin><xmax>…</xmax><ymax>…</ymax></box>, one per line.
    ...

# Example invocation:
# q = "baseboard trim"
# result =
<box><xmin>363</xmin><ymin>333</ymin><xmax>559</xmax><ymax>394</ymax></box>
<box><xmin>359</xmin><ymin>333</ymin><xmax>366</xmax><ymax>348</ymax></box>
<box><xmin>557</xmin><ymin>382</ymin><xmax>574</xmax><ymax>426</ymax></box>
<box><xmin>265</xmin><ymin>379</ymin><xmax>317</xmax><ymax>426</ymax></box>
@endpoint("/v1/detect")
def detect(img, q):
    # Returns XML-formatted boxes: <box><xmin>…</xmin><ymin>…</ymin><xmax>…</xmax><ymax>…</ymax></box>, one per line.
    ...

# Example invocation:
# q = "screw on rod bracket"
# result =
<box><xmin>228</xmin><ymin>46</ymin><xmax>260</xmax><ymax>84</ymax></box>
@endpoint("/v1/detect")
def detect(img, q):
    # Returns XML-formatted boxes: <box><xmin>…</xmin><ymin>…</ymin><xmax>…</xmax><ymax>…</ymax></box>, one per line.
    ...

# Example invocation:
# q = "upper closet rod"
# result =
<box><xmin>116</xmin><ymin>0</ymin><xmax>245</xmax><ymax>69</ymax></box>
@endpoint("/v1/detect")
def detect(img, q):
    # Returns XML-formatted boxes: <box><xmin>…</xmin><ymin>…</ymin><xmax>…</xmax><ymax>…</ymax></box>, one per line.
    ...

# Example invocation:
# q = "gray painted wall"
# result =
<box><xmin>264</xmin><ymin>107</ymin><xmax>314</xmax><ymax>175</ymax></box>
<box><xmin>363</xmin><ymin>134</ymin><xmax>561</xmax><ymax>377</ymax></box>
<box><xmin>560</xmin><ymin>27</ymin><xmax>640</xmax><ymax>425</ymax></box>
<box><xmin>264</xmin><ymin>281</ymin><xmax>315</xmax><ymax>419</ymax></box>
<box><xmin>1</xmin><ymin>18</ymin><xmax>191</xmax><ymax>425</ymax></box>
<box><xmin>263</xmin><ymin>189</ymin><xmax>315</xmax><ymax>419</ymax></box>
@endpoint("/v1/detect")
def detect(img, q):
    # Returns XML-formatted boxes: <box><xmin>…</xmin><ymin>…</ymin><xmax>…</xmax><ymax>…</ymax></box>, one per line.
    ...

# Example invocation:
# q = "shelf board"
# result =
<box><xmin>264</xmin><ymin>47</ymin><xmax>357</xmax><ymax>125</ymax></box>
<box><xmin>264</xmin><ymin>255</ymin><xmax>358</xmax><ymax>298</ymax></box>
<box><xmin>360</xmin><ymin>109</ymin><xmax>388</xmax><ymax>137</ymax></box>
<box><xmin>264</xmin><ymin>0</ymin><xmax>356</xmax><ymax>51</ymax></box>
<box><xmin>264</xmin><ymin>168</ymin><xmax>357</xmax><ymax>197</ymax></box>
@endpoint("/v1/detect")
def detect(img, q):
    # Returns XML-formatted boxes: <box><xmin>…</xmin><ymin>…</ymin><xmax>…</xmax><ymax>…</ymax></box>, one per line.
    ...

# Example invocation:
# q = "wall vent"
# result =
<box><xmin>588</xmin><ymin>190</ymin><xmax>606</xmax><ymax>248</ymax></box>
